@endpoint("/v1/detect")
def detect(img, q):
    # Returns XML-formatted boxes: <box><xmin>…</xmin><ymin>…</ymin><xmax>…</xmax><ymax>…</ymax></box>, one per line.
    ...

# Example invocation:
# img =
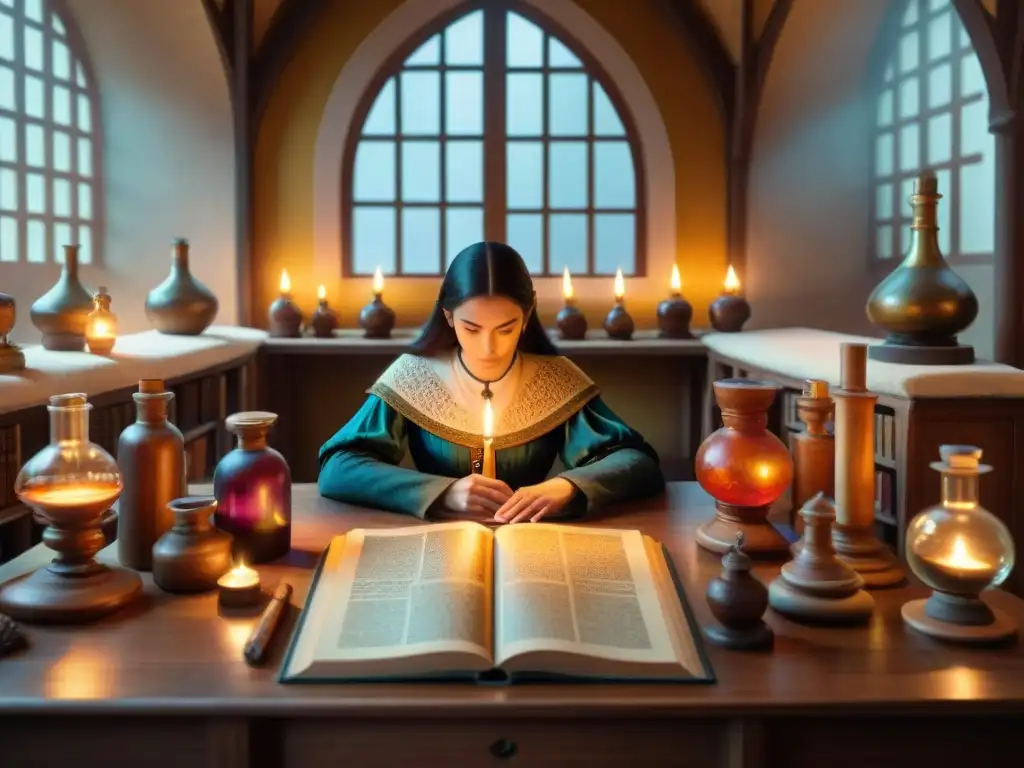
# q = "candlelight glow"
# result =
<box><xmin>724</xmin><ymin>265</ymin><xmax>740</xmax><ymax>294</ymax></box>
<box><xmin>670</xmin><ymin>264</ymin><xmax>682</xmax><ymax>294</ymax></box>
<box><xmin>88</xmin><ymin>318</ymin><xmax>113</xmax><ymax>338</ymax></box>
<box><xmin>373</xmin><ymin>266</ymin><xmax>384</xmax><ymax>294</ymax></box>
<box><xmin>613</xmin><ymin>267</ymin><xmax>625</xmax><ymax>300</ymax></box>
<box><xmin>45</xmin><ymin>647</ymin><xmax>116</xmax><ymax>699</ymax></box>
<box><xmin>934</xmin><ymin>535</ymin><xmax>991</xmax><ymax>573</ymax></box>
<box><xmin>483</xmin><ymin>399</ymin><xmax>493</xmax><ymax>439</ymax></box>
<box><xmin>562</xmin><ymin>266</ymin><xmax>574</xmax><ymax>300</ymax></box>
<box><xmin>317</xmin><ymin>284</ymin><xmax>326</xmax><ymax>301</ymax></box>
<box><xmin>21</xmin><ymin>483</ymin><xmax>121</xmax><ymax>508</ymax></box>
<box><xmin>218</xmin><ymin>562</ymin><xmax>260</xmax><ymax>589</ymax></box>
<box><xmin>279</xmin><ymin>269</ymin><xmax>292</xmax><ymax>294</ymax></box>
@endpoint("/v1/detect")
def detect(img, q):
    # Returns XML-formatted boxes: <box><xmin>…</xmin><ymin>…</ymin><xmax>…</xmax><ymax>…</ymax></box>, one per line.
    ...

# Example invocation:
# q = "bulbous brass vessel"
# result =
<box><xmin>865</xmin><ymin>172</ymin><xmax>978</xmax><ymax>365</ymax></box>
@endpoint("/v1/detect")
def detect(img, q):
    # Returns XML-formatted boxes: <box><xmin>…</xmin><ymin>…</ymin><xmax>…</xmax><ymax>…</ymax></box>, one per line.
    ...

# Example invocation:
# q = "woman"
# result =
<box><xmin>317</xmin><ymin>241</ymin><xmax>664</xmax><ymax>523</ymax></box>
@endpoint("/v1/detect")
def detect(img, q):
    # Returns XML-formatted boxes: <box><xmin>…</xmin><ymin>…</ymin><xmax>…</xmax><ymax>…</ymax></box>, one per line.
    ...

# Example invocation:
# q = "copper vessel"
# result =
<box><xmin>153</xmin><ymin>496</ymin><xmax>233</xmax><ymax>593</ymax></box>
<box><xmin>865</xmin><ymin>172</ymin><xmax>977</xmax><ymax>363</ymax></box>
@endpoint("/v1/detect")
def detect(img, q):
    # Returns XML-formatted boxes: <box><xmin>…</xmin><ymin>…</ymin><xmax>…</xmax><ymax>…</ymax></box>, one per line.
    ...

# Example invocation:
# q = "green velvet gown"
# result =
<box><xmin>317</xmin><ymin>352</ymin><xmax>665</xmax><ymax>519</ymax></box>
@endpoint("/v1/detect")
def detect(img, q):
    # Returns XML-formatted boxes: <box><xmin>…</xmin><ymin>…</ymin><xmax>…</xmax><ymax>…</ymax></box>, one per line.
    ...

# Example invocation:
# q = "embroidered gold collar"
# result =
<box><xmin>367</xmin><ymin>353</ymin><xmax>599</xmax><ymax>449</ymax></box>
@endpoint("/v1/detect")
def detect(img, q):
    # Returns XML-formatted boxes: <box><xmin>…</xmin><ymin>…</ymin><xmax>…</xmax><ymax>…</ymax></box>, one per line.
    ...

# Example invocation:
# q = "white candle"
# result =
<box><xmin>482</xmin><ymin>400</ymin><xmax>496</xmax><ymax>479</ymax></box>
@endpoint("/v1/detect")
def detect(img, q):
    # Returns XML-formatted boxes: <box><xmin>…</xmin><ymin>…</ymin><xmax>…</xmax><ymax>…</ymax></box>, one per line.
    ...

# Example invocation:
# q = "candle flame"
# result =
<box><xmin>936</xmin><ymin>535</ymin><xmax>991</xmax><ymax>573</ymax></box>
<box><xmin>670</xmin><ymin>264</ymin><xmax>681</xmax><ymax>293</ymax></box>
<box><xmin>89</xmin><ymin>318</ymin><xmax>113</xmax><ymax>338</ymax></box>
<box><xmin>218</xmin><ymin>561</ymin><xmax>260</xmax><ymax>588</ymax></box>
<box><xmin>373</xmin><ymin>265</ymin><xmax>384</xmax><ymax>294</ymax></box>
<box><xmin>317</xmin><ymin>284</ymin><xmax>326</xmax><ymax>301</ymax></box>
<box><xmin>562</xmin><ymin>266</ymin><xmax>574</xmax><ymax>300</ymax></box>
<box><xmin>279</xmin><ymin>268</ymin><xmax>292</xmax><ymax>294</ymax></box>
<box><xmin>724</xmin><ymin>265</ymin><xmax>740</xmax><ymax>293</ymax></box>
<box><xmin>483</xmin><ymin>399</ymin><xmax>493</xmax><ymax>439</ymax></box>
<box><xmin>613</xmin><ymin>267</ymin><xmax>625</xmax><ymax>300</ymax></box>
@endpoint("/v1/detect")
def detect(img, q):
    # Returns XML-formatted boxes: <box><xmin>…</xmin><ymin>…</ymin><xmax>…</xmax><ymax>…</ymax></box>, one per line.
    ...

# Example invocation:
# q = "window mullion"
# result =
<box><xmin>482</xmin><ymin>5</ymin><xmax>505</xmax><ymax>241</ymax></box>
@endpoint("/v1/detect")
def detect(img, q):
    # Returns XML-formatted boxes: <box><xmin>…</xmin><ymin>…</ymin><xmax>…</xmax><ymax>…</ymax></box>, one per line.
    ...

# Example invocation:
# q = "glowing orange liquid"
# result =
<box><xmin>21</xmin><ymin>482</ymin><xmax>121</xmax><ymax>508</ymax></box>
<box><xmin>696</xmin><ymin>430</ymin><xmax>793</xmax><ymax>507</ymax></box>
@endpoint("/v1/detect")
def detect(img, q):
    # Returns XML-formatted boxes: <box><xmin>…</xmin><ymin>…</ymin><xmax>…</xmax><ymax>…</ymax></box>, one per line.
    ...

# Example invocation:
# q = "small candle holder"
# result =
<box><xmin>85</xmin><ymin>286</ymin><xmax>117</xmax><ymax>355</ymax></box>
<box><xmin>704</xmin><ymin>532</ymin><xmax>773</xmax><ymax>651</ymax></box>
<box><xmin>359</xmin><ymin>295</ymin><xmax>395</xmax><ymax>339</ymax></box>
<box><xmin>311</xmin><ymin>285</ymin><xmax>338</xmax><ymax>339</ymax></box>
<box><xmin>0</xmin><ymin>293</ymin><xmax>25</xmax><ymax>373</ymax></box>
<box><xmin>603</xmin><ymin>299</ymin><xmax>633</xmax><ymax>340</ymax></box>
<box><xmin>709</xmin><ymin>265</ymin><xmax>750</xmax><ymax>333</ymax></box>
<box><xmin>901</xmin><ymin>445</ymin><xmax>1017</xmax><ymax>644</ymax></box>
<box><xmin>268</xmin><ymin>269</ymin><xmax>303</xmax><ymax>338</ymax></box>
<box><xmin>556</xmin><ymin>301</ymin><xmax>587</xmax><ymax>340</ymax></box>
<box><xmin>657</xmin><ymin>293</ymin><xmax>693</xmax><ymax>339</ymax></box>
<box><xmin>217</xmin><ymin>562</ymin><xmax>263</xmax><ymax>608</ymax></box>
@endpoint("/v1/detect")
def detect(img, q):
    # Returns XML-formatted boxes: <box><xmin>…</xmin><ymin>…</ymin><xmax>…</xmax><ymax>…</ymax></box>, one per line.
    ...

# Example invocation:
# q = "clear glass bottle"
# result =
<box><xmin>15</xmin><ymin>393</ymin><xmax>122</xmax><ymax>528</ymax></box>
<box><xmin>905</xmin><ymin>445</ymin><xmax>1015</xmax><ymax>596</ymax></box>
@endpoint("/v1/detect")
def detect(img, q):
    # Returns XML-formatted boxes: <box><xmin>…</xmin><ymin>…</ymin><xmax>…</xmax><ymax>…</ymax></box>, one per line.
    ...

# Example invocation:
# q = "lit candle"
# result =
<box><xmin>373</xmin><ymin>265</ymin><xmax>384</xmax><ymax>297</ymax></box>
<box><xmin>933</xmin><ymin>535</ymin><xmax>992</xmax><ymax>576</ymax></box>
<box><xmin>562</xmin><ymin>266</ymin><xmax>574</xmax><ymax>303</ymax></box>
<box><xmin>217</xmin><ymin>561</ymin><xmax>263</xmax><ymax>608</ymax></box>
<box><xmin>613</xmin><ymin>267</ymin><xmax>625</xmax><ymax>302</ymax></box>
<box><xmin>317</xmin><ymin>284</ymin><xmax>326</xmax><ymax>303</ymax></box>
<box><xmin>723</xmin><ymin>265</ymin><xmax>741</xmax><ymax>296</ymax></box>
<box><xmin>279</xmin><ymin>268</ymin><xmax>292</xmax><ymax>296</ymax></box>
<box><xmin>670</xmin><ymin>264</ymin><xmax>682</xmax><ymax>297</ymax></box>
<box><xmin>482</xmin><ymin>399</ymin><xmax>496</xmax><ymax>479</ymax></box>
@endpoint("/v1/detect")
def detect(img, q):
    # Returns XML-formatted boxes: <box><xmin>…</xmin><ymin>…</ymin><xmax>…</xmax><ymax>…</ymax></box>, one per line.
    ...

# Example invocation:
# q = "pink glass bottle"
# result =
<box><xmin>213</xmin><ymin>411</ymin><xmax>291</xmax><ymax>563</ymax></box>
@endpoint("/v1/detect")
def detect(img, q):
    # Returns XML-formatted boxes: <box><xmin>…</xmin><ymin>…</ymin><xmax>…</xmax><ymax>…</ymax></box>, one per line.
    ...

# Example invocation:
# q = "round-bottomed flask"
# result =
<box><xmin>905</xmin><ymin>445</ymin><xmax>1014</xmax><ymax>596</ymax></box>
<box><xmin>0</xmin><ymin>393</ymin><xmax>142</xmax><ymax>623</ymax></box>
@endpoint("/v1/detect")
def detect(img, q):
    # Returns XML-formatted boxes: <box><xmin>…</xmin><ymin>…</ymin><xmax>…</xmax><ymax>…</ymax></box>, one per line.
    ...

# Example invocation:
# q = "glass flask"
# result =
<box><xmin>905</xmin><ymin>445</ymin><xmax>1015</xmax><ymax>597</ymax></box>
<box><xmin>15</xmin><ymin>393</ymin><xmax>122</xmax><ymax>528</ymax></box>
<box><xmin>85</xmin><ymin>286</ymin><xmax>118</xmax><ymax>355</ymax></box>
<box><xmin>696</xmin><ymin>379</ymin><xmax>793</xmax><ymax>508</ymax></box>
<box><xmin>213</xmin><ymin>411</ymin><xmax>291</xmax><ymax>563</ymax></box>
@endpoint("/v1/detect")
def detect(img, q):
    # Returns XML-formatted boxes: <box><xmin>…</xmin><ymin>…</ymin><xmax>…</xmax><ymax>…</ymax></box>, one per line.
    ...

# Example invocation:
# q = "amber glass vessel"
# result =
<box><xmin>695</xmin><ymin>379</ymin><xmax>792</xmax><ymax>556</ymax></box>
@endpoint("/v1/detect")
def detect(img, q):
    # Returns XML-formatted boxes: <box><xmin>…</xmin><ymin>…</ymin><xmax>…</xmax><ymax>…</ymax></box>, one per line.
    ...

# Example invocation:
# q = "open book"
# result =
<box><xmin>280</xmin><ymin>521</ymin><xmax>714</xmax><ymax>684</ymax></box>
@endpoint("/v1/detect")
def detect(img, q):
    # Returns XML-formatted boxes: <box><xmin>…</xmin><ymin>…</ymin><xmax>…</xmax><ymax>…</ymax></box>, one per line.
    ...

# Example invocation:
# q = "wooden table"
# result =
<box><xmin>1</xmin><ymin>484</ymin><xmax>1023</xmax><ymax>768</ymax></box>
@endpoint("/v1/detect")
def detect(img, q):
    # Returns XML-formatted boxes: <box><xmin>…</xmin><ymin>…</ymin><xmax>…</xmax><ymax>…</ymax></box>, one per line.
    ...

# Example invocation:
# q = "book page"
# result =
<box><xmin>286</xmin><ymin>521</ymin><xmax>494</xmax><ymax>679</ymax></box>
<box><xmin>493</xmin><ymin>524</ymin><xmax>681</xmax><ymax>671</ymax></box>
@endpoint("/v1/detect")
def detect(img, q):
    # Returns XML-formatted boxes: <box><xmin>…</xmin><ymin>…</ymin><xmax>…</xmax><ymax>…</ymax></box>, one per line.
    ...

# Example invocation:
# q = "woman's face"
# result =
<box><xmin>445</xmin><ymin>295</ymin><xmax>527</xmax><ymax>378</ymax></box>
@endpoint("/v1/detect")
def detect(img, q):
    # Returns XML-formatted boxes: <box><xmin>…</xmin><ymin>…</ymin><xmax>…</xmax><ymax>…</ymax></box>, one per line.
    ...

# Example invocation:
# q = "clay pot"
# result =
<box><xmin>30</xmin><ymin>245</ymin><xmax>93</xmax><ymax>351</ymax></box>
<box><xmin>152</xmin><ymin>496</ymin><xmax>233</xmax><ymax>593</ymax></box>
<box><xmin>145</xmin><ymin>239</ymin><xmax>219</xmax><ymax>335</ymax></box>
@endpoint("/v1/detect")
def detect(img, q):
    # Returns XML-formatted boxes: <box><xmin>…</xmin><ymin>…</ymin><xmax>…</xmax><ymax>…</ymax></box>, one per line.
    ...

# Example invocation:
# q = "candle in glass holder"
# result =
<box><xmin>709</xmin><ymin>265</ymin><xmax>751</xmax><ymax>333</ymax></box>
<box><xmin>85</xmin><ymin>287</ymin><xmax>117</xmax><ymax>355</ymax></box>
<box><xmin>481</xmin><ymin>400</ymin><xmax>496</xmax><ymax>479</ymax></box>
<box><xmin>657</xmin><ymin>264</ymin><xmax>693</xmax><ymax>339</ymax></box>
<box><xmin>603</xmin><ymin>267</ymin><xmax>634</xmax><ymax>340</ymax></box>
<box><xmin>555</xmin><ymin>266</ymin><xmax>587</xmax><ymax>340</ymax></box>
<box><xmin>268</xmin><ymin>269</ymin><xmax>303</xmax><ymax>338</ymax></box>
<box><xmin>311</xmin><ymin>284</ymin><xmax>338</xmax><ymax>339</ymax></box>
<box><xmin>359</xmin><ymin>266</ymin><xmax>396</xmax><ymax>339</ymax></box>
<box><xmin>217</xmin><ymin>561</ymin><xmax>263</xmax><ymax>608</ymax></box>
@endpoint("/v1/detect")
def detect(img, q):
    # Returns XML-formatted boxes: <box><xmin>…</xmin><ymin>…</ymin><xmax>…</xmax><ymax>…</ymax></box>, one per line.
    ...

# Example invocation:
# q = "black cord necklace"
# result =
<box><xmin>457</xmin><ymin>349</ymin><xmax>518</xmax><ymax>400</ymax></box>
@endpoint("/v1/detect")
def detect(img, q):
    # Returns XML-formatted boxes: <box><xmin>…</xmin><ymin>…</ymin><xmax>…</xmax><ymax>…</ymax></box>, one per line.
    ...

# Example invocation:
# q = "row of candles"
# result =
<box><xmin>267</xmin><ymin>263</ymin><xmax>753</xmax><ymax>341</ymax></box>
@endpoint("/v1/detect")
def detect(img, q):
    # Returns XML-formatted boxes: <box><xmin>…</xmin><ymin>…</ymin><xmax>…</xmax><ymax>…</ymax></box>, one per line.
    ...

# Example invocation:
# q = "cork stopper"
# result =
<box><xmin>139</xmin><ymin>379</ymin><xmax>165</xmax><ymax>394</ymax></box>
<box><xmin>914</xmin><ymin>170</ymin><xmax>938</xmax><ymax>196</ymax></box>
<box><xmin>49</xmin><ymin>393</ymin><xmax>87</xmax><ymax>407</ymax></box>
<box><xmin>839</xmin><ymin>343</ymin><xmax>867</xmax><ymax>392</ymax></box>
<box><xmin>804</xmin><ymin>379</ymin><xmax>829</xmax><ymax>398</ymax></box>
<box><xmin>933</xmin><ymin>444</ymin><xmax>991</xmax><ymax>475</ymax></box>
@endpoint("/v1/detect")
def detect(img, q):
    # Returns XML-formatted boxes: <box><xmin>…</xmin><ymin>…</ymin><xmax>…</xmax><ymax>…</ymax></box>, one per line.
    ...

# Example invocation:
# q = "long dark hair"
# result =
<box><xmin>409</xmin><ymin>241</ymin><xmax>559</xmax><ymax>357</ymax></box>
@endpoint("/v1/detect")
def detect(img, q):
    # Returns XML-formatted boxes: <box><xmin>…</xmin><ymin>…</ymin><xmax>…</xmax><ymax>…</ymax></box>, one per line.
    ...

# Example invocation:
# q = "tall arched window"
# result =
<box><xmin>0</xmin><ymin>0</ymin><xmax>101</xmax><ymax>265</ymax></box>
<box><xmin>344</xmin><ymin>3</ymin><xmax>643</xmax><ymax>277</ymax></box>
<box><xmin>871</xmin><ymin>0</ymin><xmax>995</xmax><ymax>265</ymax></box>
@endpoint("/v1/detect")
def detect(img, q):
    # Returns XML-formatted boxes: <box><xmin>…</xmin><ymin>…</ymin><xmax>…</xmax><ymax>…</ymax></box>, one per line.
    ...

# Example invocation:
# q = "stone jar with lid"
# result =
<box><xmin>145</xmin><ymin>238</ymin><xmax>219</xmax><ymax>335</ymax></box>
<box><xmin>153</xmin><ymin>496</ymin><xmax>234</xmax><ymax>593</ymax></box>
<box><xmin>116</xmin><ymin>379</ymin><xmax>187</xmax><ymax>570</ymax></box>
<box><xmin>30</xmin><ymin>244</ymin><xmax>93</xmax><ymax>351</ymax></box>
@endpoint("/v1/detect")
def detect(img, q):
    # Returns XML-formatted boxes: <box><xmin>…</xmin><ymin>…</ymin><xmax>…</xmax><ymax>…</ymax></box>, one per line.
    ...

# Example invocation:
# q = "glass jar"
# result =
<box><xmin>85</xmin><ymin>286</ymin><xmax>117</xmax><ymax>355</ymax></box>
<box><xmin>15</xmin><ymin>393</ymin><xmax>123</xmax><ymax>531</ymax></box>
<box><xmin>213</xmin><ymin>411</ymin><xmax>291</xmax><ymax>563</ymax></box>
<box><xmin>695</xmin><ymin>379</ymin><xmax>793</xmax><ymax>508</ymax></box>
<box><xmin>905</xmin><ymin>445</ymin><xmax>1015</xmax><ymax>597</ymax></box>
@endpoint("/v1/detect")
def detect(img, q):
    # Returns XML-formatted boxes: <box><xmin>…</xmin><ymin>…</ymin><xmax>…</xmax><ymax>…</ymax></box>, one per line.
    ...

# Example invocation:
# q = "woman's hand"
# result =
<box><xmin>494</xmin><ymin>478</ymin><xmax>578</xmax><ymax>524</ymax></box>
<box><xmin>435</xmin><ymin>474</ymin><xmax>515</xmax><ymax>521</ymax></box>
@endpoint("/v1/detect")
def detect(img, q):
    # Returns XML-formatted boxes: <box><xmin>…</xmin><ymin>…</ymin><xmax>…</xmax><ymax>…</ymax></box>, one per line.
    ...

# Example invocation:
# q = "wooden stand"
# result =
<box><xmin>902</xmin><ymin>591</ymin><xmax>1017</xmax><ymax>645</ymax></box>
<box><xmin>696</xmin><ymin>502</ymin><xmax>790</xmax><ymax>556</ymax></box>
<box><xmin>768</xmin><ymin>493</ymin><xmax>874</xmax><ymax>624</ymax></box>
<box><xmin>790</xmin><ymin>379</ymin><xmax>834</xmax><ymax>537</ymax></box>
<box><xmin>832</xmin><ymin>343</ymin><xmax>904</xmax><ymax>587</ymax></box>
